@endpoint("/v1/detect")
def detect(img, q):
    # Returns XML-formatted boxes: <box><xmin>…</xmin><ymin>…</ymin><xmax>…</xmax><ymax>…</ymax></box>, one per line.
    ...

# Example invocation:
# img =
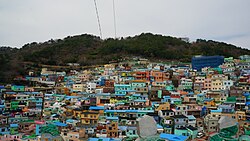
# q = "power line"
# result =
<box><xmin>93</xmin><ymin>0</ymin><xmax>103</xmax><ymax>39</ymax></box>
<box><xmin>112</xmin><ymin>0</ymin><xmax>117</xmax><ymax>38</ymax></box>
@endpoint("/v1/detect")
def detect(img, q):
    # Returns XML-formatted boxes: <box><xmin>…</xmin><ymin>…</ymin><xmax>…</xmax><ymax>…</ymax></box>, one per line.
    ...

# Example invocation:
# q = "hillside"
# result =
<box><xmin>0</xmin><ymin>33</ymin><xmax>250</xmax><ymax>83</ymax></box>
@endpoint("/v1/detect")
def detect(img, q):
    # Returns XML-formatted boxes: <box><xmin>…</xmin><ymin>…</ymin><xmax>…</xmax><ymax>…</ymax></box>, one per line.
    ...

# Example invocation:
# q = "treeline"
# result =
<box><xmin>0</xmin><ymin>33</ymin><xmax>249</xmax><ymax>83</ymax></box>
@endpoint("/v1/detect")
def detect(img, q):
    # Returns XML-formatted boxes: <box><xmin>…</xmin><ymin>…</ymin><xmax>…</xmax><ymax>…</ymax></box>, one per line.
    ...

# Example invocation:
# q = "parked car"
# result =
<box><xmin>197</xmin><ymin>132</ymin><xmax>205</xmax><ymax>138</ymax></box>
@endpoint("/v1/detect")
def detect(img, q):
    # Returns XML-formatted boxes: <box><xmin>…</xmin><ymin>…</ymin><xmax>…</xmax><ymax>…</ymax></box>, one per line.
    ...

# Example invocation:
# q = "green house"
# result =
<box><xmin>126</xmin><ymin>126</ymin><xmax>139</xmax><ymax>139</ymax></box>
<box><xmin>172</xmin><ymin>98</ymin><xmax>182</xmax><ymax>105</ymax></box>
<box><xmin>224</xmin><ymin>57</ymin><xmax>234</xmax><ymax>62</ymax></box>
<box><xmin>166</xmin><ymin>85</ymin><xmax>175</xmax><ymax>91</ymax></box>
<box><xmin>11</xmin><ymin>85</ymin><xmax>25</xmax><ymax>92</ymax></box>
<box><xmin>174</xmin><ymin>128</ymin><xmax>188</xmax><ymax>136</ymax></box>
<box><xmin>10</xmin><ymin>101</ymin><xmax>19</xmax><ymax>110</ymax></box>
<box><xmin>10</xmin><ymin>124</ymin><xmax>19</xmax><ymax>135</ymax></box>
<box><xmin>187</xmin><ymin>126</ymin><xmax>198</xmax><ymax>140</ymax></box>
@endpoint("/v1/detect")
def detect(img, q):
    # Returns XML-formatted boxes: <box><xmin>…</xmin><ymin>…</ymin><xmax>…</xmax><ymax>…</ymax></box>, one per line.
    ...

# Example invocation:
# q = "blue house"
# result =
<box><xmin>114</xmin><ymin>84</ymin><xmax>132</xmax><ymax>95</ymax></box>
<box><xmin>192</xmin><ymin>55</ymin><xmax>224</xmax><ymax>71</ymax></box>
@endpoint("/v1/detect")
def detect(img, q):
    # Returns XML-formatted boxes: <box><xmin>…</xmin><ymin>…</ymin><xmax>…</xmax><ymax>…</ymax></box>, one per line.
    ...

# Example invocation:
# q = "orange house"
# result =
<box><xmin>151</xmin><ymin>71</ymin><xmax>164</xmax><ymax>82</ymax></box>
<box><xmin>135</xmin><ymin>71</ymin><xmax>150</xmax><ymax>80</ymax></box>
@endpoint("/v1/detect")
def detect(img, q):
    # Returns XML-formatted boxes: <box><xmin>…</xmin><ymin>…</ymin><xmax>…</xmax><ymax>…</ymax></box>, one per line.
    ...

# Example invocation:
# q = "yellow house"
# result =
<box><xmin>107</xmin><ymin>122</ymin><xmax>119</xmax><ymax>138</ymax></box>
<box><xmin>235</xmin><ymin>111</ymin><xmax>246</xmax><ymax>121</ymax></box>
<box><xmin>211</xmin><ymin>79</ymin><xmax>223</xmax><ymax>91</ymax></box>
<box><xmin>81</xmin><ymin>111</ymin><xmax>99</xmax><ymax>125</ymax></box>
<box><xmin>110</xmin><ymin>98</ymin><xmax>118</xmax><ymax>104</ymax></box>
<box><xmin>210</xmin><ymin>111</ymin><xmax>246</xmax><ymax>122</ymax></box>
<box><xmin>155</xmin><ymin>102</ymin><xmax>170</xmax><ymax>112</ymax></box>
<box><xmin>204</xmin><ymin>99</ymin><xmax>215</xmax><ymax>107</ymax></box>
<box><xmin>72</xmin><ymin>84</ymin><xmax>85</xmax><ymax>92</ymax></box>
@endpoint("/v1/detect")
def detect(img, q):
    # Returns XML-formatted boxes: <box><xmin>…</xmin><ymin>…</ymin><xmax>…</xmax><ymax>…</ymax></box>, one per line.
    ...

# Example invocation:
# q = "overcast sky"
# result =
<box><xmin>1</xmin><ymin>0</ymin><xmax>250</xmax><ymax>49</ymax></box>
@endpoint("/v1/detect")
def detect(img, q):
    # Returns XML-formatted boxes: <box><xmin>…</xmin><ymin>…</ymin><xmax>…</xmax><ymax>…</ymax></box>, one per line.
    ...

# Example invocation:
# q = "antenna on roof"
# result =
<box><xmin>93</xmin><ymin>0</ymin><xmax>103</xmax><ymax>39</ymax></box>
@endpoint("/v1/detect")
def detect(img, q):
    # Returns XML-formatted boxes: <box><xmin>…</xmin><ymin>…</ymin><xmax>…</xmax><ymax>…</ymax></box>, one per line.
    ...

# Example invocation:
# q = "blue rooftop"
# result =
<box><xmin>157</xmin><ymin>124</ymin><xmax>163</xmax><ymax>129</ymax></box>
<box><xmin>204</xmin><ymin>98</ymin><xmax>214</xmax><ymax>102</ymax></box>
<box><xmin>89</xmin><ymin>106</ymin><xmax>105</xmax><ymax>110</ymax></box>
<box><xmin>187</xmin><ymin>115</ymin><xmax>196</xmax><ymax>120</ymax></box>
<box><xmin>197</xmin><ymin>93</ymin><xmax>205</xmax><ymax>96</ymax></box>
<box><xmin>5</xmin><ymin>92</ymin><xmax>16</xmax><ymax>94</ymax></box>
<box><xmin>188</xmin><ymin>92</ymin><xmax>194</xmax><ymax>95</ymax></box>
<box><xmin>160</xmin><ymin>133</ymin><xmax>188</xmax><ymax>141</ymax></box>
<box><xmin>132</xmin><ymin>94</ymin><xmax>141</xmax><ymax>97</ymax></box>
<box><xmin>134</xmin><ymin>99</ymin><xmax>147</xmax><ymax>102</ymax></box>
<box><xmin>65</xmin><ymin>96</ymin><xmax>80</xmax><ymax>99</ymax></box>
<box><xmin>115</xmin><ymin>94</ymin><xmax>126</xmax><ymax>96</ymax></box>
<box><xmin>53</xmin><ymin>122</ymin><xmax>67</xmax><ymax>127</ymax></box>
<box><xmin>10</xmin><ymin>124</ymin><xmax>18</xmax><ymax>128</ymax></box>
<box><xmin>105</xmin><ymin>110</ymin><xmax>154</xmax><ymax>113</ymax></box>
<box><xmin>246</xmin><ymin>102</ymin><xmax>250</xmax><ymax>106</ymax></box>
<box><xmin>118</xmin><ymin>126</ymin><xmax>127</xmax><ymax>131</ymax></box>
<box><xmin>88</xmin><ymin>138</ymin><xmax>122</xmax><ymax>141</ymax></box>
<box><xmin>96</xmin><ymin>93</ymin><xmax>111</xmax><ymax>96</ymax></box>
<box><xmin>244</xmin><ymin>92</ymin><xmax>250</xmax><ymax>97</ymax></box>
<box><xmin>106</xmin><ymin>117</ymin><xmax>119</xmax><ymax>120</ymax></box>
<box><xmin>211</xmin><ymin>109</ymin><xmax>222</xmax><ymax>113</ymax></box>
<box><xmin>66</xmin><ymin>119</ymin><xmax>75</xmax><ymax>123</ymax></box>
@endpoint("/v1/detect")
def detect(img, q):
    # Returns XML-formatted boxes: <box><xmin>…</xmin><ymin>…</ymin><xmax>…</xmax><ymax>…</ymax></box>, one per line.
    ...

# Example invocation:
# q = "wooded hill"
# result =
<box><xmin>0</xmin><ymin>33</ymin><xmax>250</xmax><ymax>83</ymax></box>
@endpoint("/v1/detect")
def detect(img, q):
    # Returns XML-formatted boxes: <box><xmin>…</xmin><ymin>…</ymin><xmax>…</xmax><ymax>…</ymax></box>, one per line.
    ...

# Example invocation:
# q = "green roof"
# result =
<box><xmin>41</xmin><ymin>124</ymin><xmax>60</xmax><ymax>136</ymax></box>
<box><xmin>226</xmin><ymin>96</ymin><xmax>236</xmax><ymax>103</ymax></box>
